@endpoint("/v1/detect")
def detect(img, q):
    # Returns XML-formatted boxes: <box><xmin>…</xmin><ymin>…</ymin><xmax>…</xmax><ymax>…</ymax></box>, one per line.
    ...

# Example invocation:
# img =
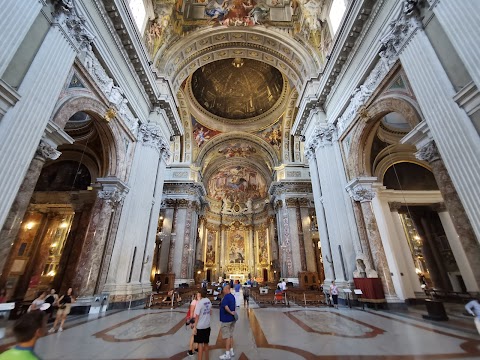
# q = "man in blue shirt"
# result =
<box><xmin>219</xmin><ymin>285</ymin><xmax>236</xmax><ymax>359</ymax></box>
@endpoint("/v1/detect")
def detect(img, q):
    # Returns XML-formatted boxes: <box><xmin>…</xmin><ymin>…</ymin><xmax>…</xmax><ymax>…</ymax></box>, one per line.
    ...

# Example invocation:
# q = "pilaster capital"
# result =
<box><xmin>52</xmin><ymin>0</ymin><xmax>95</xmax><ymax>51</ymax></box>
<box><xmin>380</xmin><ymin>0</ymin><xmax>423</xmax><ymax>58</ymax></box>
<box><xmin>345</xmin><ymin>177</ymin><xmax>378</xmax><ymax>203</ymax></box>
<box><xmin>306</xmin><ymin>123</ymin><xmax>337</xmax><ymax>151</ymax></box>
<box><xmin>138</xmin><ymin>123</ymin><xmax>171</xmax><ymax>158</ymax></box>
<box><xmin>35</xmin><ymin>139</ymin><xmax>62</xmax><ymax>161</ymax></box>
<box><xmin>415</xmin><ymin>140</ymin><xmax>441</xmax><ymax>163</ymax></box>
<box><xmin>96</xmin><ymin>176</ymin><xmax>129</xmax><ymax>207</ymax></box>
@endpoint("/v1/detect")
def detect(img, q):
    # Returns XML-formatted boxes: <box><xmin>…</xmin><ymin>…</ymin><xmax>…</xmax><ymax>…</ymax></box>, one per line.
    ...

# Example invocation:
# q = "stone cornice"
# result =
<box><xmin>269</xmin><ymin>181</ymin><xmax>313</xmax><ymax>197</ymax></box>
<box><xmin>97</xmin><ymin>0</ymin><xmax>182</xmax><ymax>135</ymax></box>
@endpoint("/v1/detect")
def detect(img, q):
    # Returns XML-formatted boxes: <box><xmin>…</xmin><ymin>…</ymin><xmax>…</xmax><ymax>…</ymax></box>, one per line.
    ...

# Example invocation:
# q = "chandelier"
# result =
<box><xmin>232</xmin><ymin>58</ymin><xmax>244</xmax><ymax>68</ymax></box>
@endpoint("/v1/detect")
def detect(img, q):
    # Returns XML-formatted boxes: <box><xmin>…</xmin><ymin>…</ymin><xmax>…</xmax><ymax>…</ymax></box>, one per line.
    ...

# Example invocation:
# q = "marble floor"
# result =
<box><xmin>1</xmin><ymin>300</ymin><xmax>479</xmax><ymax>360</ymax></box>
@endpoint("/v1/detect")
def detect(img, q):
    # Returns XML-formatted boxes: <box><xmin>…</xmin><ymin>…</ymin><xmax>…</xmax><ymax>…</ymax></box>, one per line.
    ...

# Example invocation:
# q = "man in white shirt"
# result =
<box><xmin>193</xmin><ymin>289</ymin><xmax>212</xmax><ymax>360</ymax></box>
<box><xmin>465</xmin><ymin>298</ymin><xmax>480</xmax><ymax>335</ymax></box>
<box><xmin>281</xmin><ymin>279</ymin><xmax>287</xmax><ymax>291</ymax></box>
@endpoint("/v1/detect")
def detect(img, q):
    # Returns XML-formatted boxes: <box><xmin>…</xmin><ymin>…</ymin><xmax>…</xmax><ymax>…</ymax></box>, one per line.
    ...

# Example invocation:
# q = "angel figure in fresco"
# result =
<box><xmin>205</xmin><ymin>0</ymin><xmax>230</xmax><ymax>21</ymax></box>
<box><xmin>266</xmin><ymin>126</ymin><xmax>281</xmax><ymax>147</ymax></box>
<box><xmin>193</xmin><ymin>126</ymin><xmax>211</xmax><ymax>147</ymax></box>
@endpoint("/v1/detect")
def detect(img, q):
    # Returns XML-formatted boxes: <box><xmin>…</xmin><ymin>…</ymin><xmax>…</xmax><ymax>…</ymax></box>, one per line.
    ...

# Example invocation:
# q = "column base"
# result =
<box><xmin>102</xmin><ymin>282</ymin><xmax>152</xmax><ymax>309</ymax></box>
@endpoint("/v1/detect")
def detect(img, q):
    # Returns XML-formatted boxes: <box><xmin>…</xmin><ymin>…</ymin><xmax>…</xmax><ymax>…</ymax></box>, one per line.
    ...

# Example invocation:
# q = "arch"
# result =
<box><xmin>51</xmin><ymin>96</ymin><xmax>130</xmax><ymax>182</ymax></box>
<box><xmin>345</xmin><ymin>96</ymin><xmax>423</xmax><ymax>179</ymax></box>
<box><xmin>156</xmin><ymin>27</ymin><xmax>321</xmax><ymax>95</ymax></box>
<box><xmin>196</xmin><ymin>132</ymin><xmax>279</xmax><ymax>171</ymax></box>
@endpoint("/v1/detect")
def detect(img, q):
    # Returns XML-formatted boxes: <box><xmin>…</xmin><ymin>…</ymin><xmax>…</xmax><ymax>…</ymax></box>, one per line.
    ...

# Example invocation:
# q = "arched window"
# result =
<box><xmin>329</xmin><ymin>0</ymin><xmax>347</xmax><ymax>35</ymax></box>
<box><xmin>129</xmin><ymin>0</ymin><xmax>147</xmax><ymax>32</ymax></box>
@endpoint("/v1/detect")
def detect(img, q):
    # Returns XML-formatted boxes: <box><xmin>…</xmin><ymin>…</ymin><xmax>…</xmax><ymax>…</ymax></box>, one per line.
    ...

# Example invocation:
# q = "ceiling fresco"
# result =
<box><xmin>147</xmin><ymin>0</ymin><xmax>334</xmax><ymax>66</ymax></box>
<box><xmin>207</xmin><ymin>164</ymin><xmax>268</xmax><ymax>202</ymax></box>
<box><xmin>191</xmin><ymin>58</ymin><xmax>284</xmax><ymax>120</ymax></box>
<box><xmin>192</xmin><ymin>116</ymin><xmax>222</xmax><ymax>147</ymax></box>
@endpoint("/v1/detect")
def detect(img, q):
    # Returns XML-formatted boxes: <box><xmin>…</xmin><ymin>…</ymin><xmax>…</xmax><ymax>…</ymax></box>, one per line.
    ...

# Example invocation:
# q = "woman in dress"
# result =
<box><xmin>330</xmin><ymin>281</ymin><xmax>339</xmax><ymax>309</ymax></box>
<box><xmin>49</xmin><ymin>287</ymin><xmax>75</xmax><ymax>332</ymax></box>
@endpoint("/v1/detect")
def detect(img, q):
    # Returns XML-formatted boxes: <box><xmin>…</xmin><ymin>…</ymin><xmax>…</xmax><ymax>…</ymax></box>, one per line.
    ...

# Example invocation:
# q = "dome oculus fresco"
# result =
<box><xmin>191</xmin><ymin>59</ymin><xmax>284</xmax><ymax>120</ymax></box>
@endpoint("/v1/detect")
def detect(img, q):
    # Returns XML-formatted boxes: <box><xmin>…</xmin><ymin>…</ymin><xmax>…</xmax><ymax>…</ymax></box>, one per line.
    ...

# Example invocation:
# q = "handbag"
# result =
<box><xmin>233</xmin><ymin>312</ymin><xmax>238</xmax><ymax>321</ymax></box>
<box><xmin>59</xmin><ymin>304</ymin><xmax>67</xmax><ymax>310</ymax></box>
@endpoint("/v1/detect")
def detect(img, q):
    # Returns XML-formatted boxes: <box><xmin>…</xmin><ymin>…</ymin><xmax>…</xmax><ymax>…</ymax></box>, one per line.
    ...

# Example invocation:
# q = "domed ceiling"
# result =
<box><xmin>191</xmin><ymin>58</ymin><xmax>284</xmax><ymax>120</ymax></box>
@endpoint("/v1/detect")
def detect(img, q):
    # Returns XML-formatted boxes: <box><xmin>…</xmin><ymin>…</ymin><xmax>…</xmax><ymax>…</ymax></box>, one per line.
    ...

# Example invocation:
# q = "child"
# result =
<box><xmin>0</xmin><ymin>311</ymin><xmax>47</xmax><ymax>360</ymax></box>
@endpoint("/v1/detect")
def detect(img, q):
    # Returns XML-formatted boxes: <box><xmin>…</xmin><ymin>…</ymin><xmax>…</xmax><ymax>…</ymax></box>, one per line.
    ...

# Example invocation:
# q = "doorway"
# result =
<box><xmin>398</xmin><ymin>206</ymin><xmax>461</xmax><ymax>291</ymax></box>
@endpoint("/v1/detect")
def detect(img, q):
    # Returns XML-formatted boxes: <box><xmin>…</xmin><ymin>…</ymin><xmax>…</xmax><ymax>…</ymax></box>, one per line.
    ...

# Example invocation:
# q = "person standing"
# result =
<box><xmin>330</xmin><ymin>281</ymin><xmax>339</xmax><ymax>309</ymax></box>
<box><xmin>281</xmin><ymin>279</ymin><xmax>287</xmax><ymax>291</ymax></box>
<box><xmin>234</xmin><ymin>280</ymin><xmax>241</xmax><ymax>308</ymax></box>
<box><xmin>243</xmin><ymin>285</ymin><xmax>250</xmax><ymax>309</ymax></box>
<box><xmin>465</xmin><ymin>298</ymin><xmax>480</xmax><ymax>335</ymax></box>
<box><xmin>187</xmin><ymin>293</ymin><xmax>200</xmax><ymax>356</ymax></box>
<box><xmin>49</xmin><ymin>287</ymin><xmax>75</xmax><ymax>333</ymax></box>
<box><xmin>219</xmin><ymin>285</ymin><xmax>236</xmax><ymax>360</ymax></box>
<box><xmin>193</xmin><ymin>289</ymin><xmax>212</xmax><ymax>360</ymax></box>
<box><xmin>0</xmin><ymin>311</ymin><xmax>47</xmax><ymax>360</ymax></box>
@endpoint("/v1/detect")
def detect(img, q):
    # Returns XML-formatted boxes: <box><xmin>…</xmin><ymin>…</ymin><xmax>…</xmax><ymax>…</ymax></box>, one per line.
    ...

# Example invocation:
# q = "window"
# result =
<box><xmin>329</xmin><ymin>0</ymin><xmax>346</xmax><ymax>35</ymax></box>
<box><xmin>129</xmin><ymin>0</ymin><xmax>147</xmax><ymax>32</ymax></box>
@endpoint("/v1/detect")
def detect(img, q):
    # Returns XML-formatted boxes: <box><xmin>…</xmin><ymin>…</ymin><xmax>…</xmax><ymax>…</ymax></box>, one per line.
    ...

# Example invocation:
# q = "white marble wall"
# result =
<box><xmin>398</xmin><ymin>17</ymin><xmax>480</xmax><ymax>243</ymax></box>
<box><xmin>104</xmin><ymin>123</ymin><xmax>169</xmax><ymax>296</ymax></box>
<box><xmin>306</xmin><ymin>123</ymin><xmax>360</xmax><ymax>285</ymax></box>
<box><xmin>0</xmin><ymin>23</ymin><xmax>77</xmax><ymax>232</ymax></box>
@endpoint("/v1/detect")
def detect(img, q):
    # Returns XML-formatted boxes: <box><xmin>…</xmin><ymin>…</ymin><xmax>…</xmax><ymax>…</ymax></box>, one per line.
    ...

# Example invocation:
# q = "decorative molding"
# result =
<box><xmin>415</xmin><ymin>140</ymin><xmax>440</xmax><ymax>164</ymax></box>
<box><xmin>52</xmin><ymin>0</ymin><xmax>95</xmax><ymax>51</ymax></box>
<box><xmin>137</xmin><ymin>123</ymin><xmax>171</xmax><ymax>158</ymax></box>
<box><xmin>96</xmin><ymin>176</ymin><xmax>129</xmax><ymax>207</ymax></box>
<box><xmin>336</xmin><ymin>0</ymin><xmax>423</xmax><ymax>135</ymax></box>
<box><xmin>345</xmin><ymin>177</ymin><xmax>378</xmax><ymax>203</ymax></box>
<box><xmin>35</xmin><ymin>139</ymin><xmax>62</xmax><ymax>161</ymax></box>
<box><xmin>83</xmin><ymin>50</ymin><xmax>139</xmax><ymax>133</ymax></box>
<box><xmin>305</xmin><ymin>123</ymin><xmax>336</xmax><ymax>152</ymax></box>
<box><xmin>0</xmin><ymin>79</ymin><xmax>21</xmax><ymax>118</ymax></box>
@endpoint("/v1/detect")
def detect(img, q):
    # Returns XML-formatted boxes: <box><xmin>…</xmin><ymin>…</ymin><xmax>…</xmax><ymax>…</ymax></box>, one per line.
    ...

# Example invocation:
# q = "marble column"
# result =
<box><xmin>346</xmin><ymin>179</ymin><xmax>397</xmax><ymax>300</ymax></box>
<box><xmin>306</xmin><ymin>124</ymin><xmax>360</xmax><ymax>284</ymax></box>
<box><xmin>427</xmin><ymin>0</ymin><xmax>480</xmax><ymax>89</ymax></box>
<box><xmin>160</xmin><ymin>206</ymin><xmax>175</xmax><ymax>274</ymax></box>
<box><xmin>305</xmin><ymin>149</ymin><xmax>335</xmax><ymax>282</ymax></box>
<box><xmin>436</xmin><ymin>204</ymin><xmax>479</xmax><ymax>292</ymax></box>
<box><xmin>173</xmin><ymin>200</ymin><xmax>200</xmax><ymax>285</ymax></box>
<box><xmin>394</xmin><ymin>18</ymin><xmax>480</xmax><ymax>241</ymax></box>
<box><xmin>0</xmin><ymin>2</ymin><xmax>92</xmax><ymax>231</ymax></box>
<box><xmin>415</xmin><ymin>141</ymin><xmax>480</xmax><ymax>289</ymax></box>
<box><xmin>0</xmin><ymin>0</ymin><xmax>43</xmax><ymax>77</ymax></box>
<box><xmin>103</xmin><ymin>123</ymin><xmax>170</xmax><ymax>299</ymax></box>
<box><xmin>299</xmin><ymin>203</ymin><xmax>316</xmax><ymax>273</ymax></box>
<box><xmin>285</xmin><ymin>199</ymin><xmax>303</xmax><ymax>276</ymax></box>
<box><xmin>0</xmin><ymin>139</ymin><xmax>61</xmax><ymax>276</ymax></box>
<box><xmin>73</xmin><ymin>177</ymin><xmax>128</xmax><ymax>296</ymax></box>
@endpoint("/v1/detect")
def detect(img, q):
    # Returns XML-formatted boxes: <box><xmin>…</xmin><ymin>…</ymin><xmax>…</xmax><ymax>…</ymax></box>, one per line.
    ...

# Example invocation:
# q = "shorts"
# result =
<box><xmin>56</xmin><ymin>304</ymin><xmax>71</xmax><ymax>316</ymax></box>
<box><xmin>332</xmin><ymin>294</ymin><xmax>338</xmax><ymax>305</ymax></box>
<box><xmin>243</xmin><ymin>295</ymin><xmax>249</xmax><ymax>302</ymax></box>
<box><xmin>194</xmin><ymin>327</ymin><xmax>211</xmax><ymax>344</ymax></box>
<box><xmin>220</xmin><ymin>321</ymin><xmax>235</xmax><ymax>339</ymax></box>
